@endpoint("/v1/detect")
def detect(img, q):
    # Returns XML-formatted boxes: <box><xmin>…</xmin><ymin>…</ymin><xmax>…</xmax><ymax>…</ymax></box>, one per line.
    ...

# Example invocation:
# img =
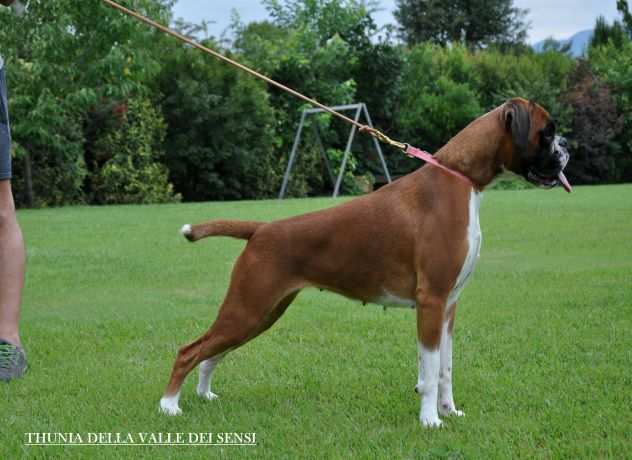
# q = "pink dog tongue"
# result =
<box><xmin>558</xmin><ymin>171</ymin><xmax>572</xmax><ymax>193</ymax></box>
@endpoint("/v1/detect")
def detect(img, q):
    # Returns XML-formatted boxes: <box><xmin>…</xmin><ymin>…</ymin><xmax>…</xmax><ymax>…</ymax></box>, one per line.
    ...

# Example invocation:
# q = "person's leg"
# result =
<box><xmin>0</xmin><ymin>180</ymin><xmax>24</xmax><ymax>347</ymax></box>
<box><xmin>0</xmin><ymin>64</ymin><xmax>27</xmax><ymax>381</ymax></box>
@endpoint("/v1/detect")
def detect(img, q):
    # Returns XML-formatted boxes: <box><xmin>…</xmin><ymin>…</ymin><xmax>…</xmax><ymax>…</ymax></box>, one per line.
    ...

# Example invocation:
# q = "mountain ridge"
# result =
<box><xmin>532</xmin><ymin>29</ymin><xmax>594</xmax><ymax>57</ymax></box>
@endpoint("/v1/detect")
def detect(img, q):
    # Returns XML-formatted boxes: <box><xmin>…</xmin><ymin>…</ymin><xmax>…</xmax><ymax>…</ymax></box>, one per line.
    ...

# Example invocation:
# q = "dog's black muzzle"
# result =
<box><xmin>527</xmin><ymin>136</ymin><xmax>570</xmax><ymax>188</ymax></box>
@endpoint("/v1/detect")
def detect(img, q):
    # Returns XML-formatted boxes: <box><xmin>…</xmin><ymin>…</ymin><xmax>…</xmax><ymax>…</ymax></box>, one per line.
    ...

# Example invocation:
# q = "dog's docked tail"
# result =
<box><xmin>180</xmin><ymin>220</ymin><xmax>264</xmax><ymax>242</ymax></box>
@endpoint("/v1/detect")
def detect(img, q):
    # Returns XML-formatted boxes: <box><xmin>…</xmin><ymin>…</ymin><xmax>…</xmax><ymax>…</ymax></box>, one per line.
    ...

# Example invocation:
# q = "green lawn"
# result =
<box><xmin>2</xmin><ymin>185</ymin><xmax>632</xmax><ymax>459</ymax></box>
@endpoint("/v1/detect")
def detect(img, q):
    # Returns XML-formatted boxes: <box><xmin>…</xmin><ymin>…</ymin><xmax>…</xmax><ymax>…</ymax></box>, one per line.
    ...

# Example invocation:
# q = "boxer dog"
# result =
<box><xmin>159</xmin><ymin>98</ymin><xmax>571</xmax><ymax>427</ymax></box>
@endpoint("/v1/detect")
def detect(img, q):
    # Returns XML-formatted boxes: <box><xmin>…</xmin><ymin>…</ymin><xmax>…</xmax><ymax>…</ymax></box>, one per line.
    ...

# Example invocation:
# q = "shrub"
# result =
<box><xmin>156</xmin><ymin>45</ymin><xmax>281</xmax><ymax>201</ymax></box>
<box><xmin>562</xmin><ymin>61</ymin><xmax>623</xmax><ymax>183</ymax></box>
<box><xmin>396</xmin><ymin>44</ymin><xmax>483</xmax><ymax>155</ymax></box>
<box><xmin>472</xmin><ymin>48</ymin><xmax>575</xmax><ymax>130</ymax></box>
<box><xmin>589</xmin><ymin>40</ymin><xmax>632</xmax><ymax>181</ymax></box>
<box><xmin>233</xmin><ymin>1</ymin><xmax>377</xmax><ymax>196</ymax></box>
<box><xmin>10</xmin><ymin>82</ymin><xmax>86</xmax><ymax>207</ymax></box>
<box><xmin>90</xmin><ymin>98</ymin><xmax>180</xmax><ymax>205</ymax></box>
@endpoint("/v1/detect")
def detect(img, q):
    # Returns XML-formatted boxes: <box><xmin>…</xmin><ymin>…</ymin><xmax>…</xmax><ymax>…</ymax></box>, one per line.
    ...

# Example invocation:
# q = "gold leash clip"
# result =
<box><xmin>359</xmin><ymin>126</ymin><xmax>407</xmax><ymax>151</ymax></box>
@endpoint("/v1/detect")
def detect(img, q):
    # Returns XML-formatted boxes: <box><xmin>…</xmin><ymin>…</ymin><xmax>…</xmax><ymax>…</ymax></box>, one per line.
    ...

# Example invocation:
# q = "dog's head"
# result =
<box><xmin>501</xmin><ymin>98</ymin><xmax>572</xmax><ymax>192</ymax></box>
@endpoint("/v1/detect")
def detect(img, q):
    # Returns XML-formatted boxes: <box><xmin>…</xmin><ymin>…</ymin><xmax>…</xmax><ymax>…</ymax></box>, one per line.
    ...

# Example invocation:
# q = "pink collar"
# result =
<box><xmin>406</xmin><ymin>145</ymin><xmax>475</xmax><ymax>188</ymax></box>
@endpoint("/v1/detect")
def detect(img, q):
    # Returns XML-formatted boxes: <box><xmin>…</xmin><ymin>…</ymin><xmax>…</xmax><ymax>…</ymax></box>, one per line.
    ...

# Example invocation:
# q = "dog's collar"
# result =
<box><xmin>405</xmin><ymin>145</ymin><xmax>475</xmax><ymax>188</ymax></box>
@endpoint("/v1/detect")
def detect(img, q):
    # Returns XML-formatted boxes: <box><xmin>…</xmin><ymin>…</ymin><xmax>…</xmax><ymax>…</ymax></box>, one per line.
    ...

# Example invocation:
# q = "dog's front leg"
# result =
<box><xmin>415</xmin><ymin>342</ymin><xmax>424</xmax><ymax>394</ymax></box>
<box><xmin>416</xmin><ymin>293</ymin><xmax>445</xmax><ymax>428</ymax></box>
<box><xmin>438</xmin><ymin>303</ymin><xmax>464</xmax><ymax>417</ymax></box>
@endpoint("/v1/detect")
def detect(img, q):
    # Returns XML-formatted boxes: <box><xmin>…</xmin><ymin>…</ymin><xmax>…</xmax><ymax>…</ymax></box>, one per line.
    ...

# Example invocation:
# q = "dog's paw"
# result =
<box><xmin>197</xmin><ymin>389</ymin><xmax>219</xmax><ymax>401</ymax></box>
<box><xmin>159</xmin><ymin>397</ymin><xmax>182</xmax><ymax>416</ymax></box>
<box><xmin>439</xmin><ymin>403</ymin><xmax>465</xmax><ymax>417</ymax></box>
<box><xmin>420</xmin><ymin>416</ymin><xmax>443</xmax><ymax>428</ymax></box>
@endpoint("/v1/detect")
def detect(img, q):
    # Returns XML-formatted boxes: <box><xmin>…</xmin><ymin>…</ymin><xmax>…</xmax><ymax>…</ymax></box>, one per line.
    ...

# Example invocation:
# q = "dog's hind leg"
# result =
<box><xmin>195</xmin><ymin>291</ymin><xmax>299</xmax><ymax>402</ymax></box>
<box><xmin>159</xmin><ymin>252</ymin><xmax>301</xmax><ymax>416</ymax></box>
<box><xmin>196</xmin><ymin>353</ymin><xmax>226</xmax><ymax>401</ymax></box>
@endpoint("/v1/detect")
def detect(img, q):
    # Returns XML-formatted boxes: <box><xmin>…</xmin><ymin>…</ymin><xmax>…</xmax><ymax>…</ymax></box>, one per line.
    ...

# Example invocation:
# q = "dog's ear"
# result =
<box><xmin>503</xmin><ymin>100</ymin><xmax>531</xmax><ymax>154</ymax></box>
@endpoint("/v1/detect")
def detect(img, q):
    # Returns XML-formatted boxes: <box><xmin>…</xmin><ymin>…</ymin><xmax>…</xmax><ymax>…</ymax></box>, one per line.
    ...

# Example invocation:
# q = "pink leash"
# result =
<box><xmin>405</xmin><ymin>145</ymin><xmax>475</xmax><ymax>188</ymax></box>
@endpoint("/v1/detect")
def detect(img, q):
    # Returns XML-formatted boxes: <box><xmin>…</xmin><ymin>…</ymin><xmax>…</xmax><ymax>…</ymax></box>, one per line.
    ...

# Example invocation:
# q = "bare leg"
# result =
<box><xmin>0</xmin><ymin>180</ymin><xmax>25</xmax><ymax>347</ymax></box>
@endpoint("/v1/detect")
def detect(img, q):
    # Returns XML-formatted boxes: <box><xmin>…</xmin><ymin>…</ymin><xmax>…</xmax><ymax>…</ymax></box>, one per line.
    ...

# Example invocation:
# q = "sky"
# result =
<box><xmin>171</xmin><ymin>0</ymin><xmax>622</xmax><ymax>44</ymax></box>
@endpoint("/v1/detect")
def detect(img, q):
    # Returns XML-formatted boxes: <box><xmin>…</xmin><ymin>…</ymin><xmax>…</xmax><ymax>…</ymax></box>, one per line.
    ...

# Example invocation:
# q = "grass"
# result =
<box><xmin>2</xmin><ymin>184</ymin><xmax>632</xmax><ymax>459</ymax></box>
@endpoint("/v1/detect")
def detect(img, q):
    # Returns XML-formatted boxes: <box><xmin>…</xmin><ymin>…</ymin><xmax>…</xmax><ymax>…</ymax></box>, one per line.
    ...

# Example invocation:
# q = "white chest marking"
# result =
<box><xmin>373</xmin><ymin>191</ymin><xmax>482</xmax><ymax>310</ymax></box>
<box><xmin>447</xmin><ymin>190</ymin><xmax>482</xmax><ymax>306</ymax></box>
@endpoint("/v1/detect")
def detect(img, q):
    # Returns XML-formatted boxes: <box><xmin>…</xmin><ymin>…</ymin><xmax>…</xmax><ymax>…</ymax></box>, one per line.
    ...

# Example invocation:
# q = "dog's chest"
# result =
<box><xmin>376</xmin><ymin>191</ymin><xmax>482</xmax><ymax>310</ymax></box>
<box><xmin>447</xmin><ymin>190</ymin><xmax>482</xmax><ymax>306</ymax></box>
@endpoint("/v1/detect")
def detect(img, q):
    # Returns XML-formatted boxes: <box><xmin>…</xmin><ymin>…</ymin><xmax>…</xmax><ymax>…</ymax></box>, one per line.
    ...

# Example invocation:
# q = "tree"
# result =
<box><xmin>563</xmin><ymin>61</ymin><xmax>623</xmax><ymax>184</ymax></box>
<box><xmin>591</xmin><ymin>1</ymin><xmax>632</xmax><ymax>49</ymax></box>
<box><xmin>540</xmin><ymin>37</ymin><xmax>572</xmax><ymax>55</ymax></box>
<box><xmin>0</xmin><ymin>0</ymin><xmax>176</xmax><ymax>206</ymax></box>
<box><xmin>394</xmin><ymin>0</ymin><xmax>529</xmax><ymax>48</ymax></box>
<box><xmin>155</xmin><ymin>44</ymin><xmax>281</xmax><ymax>201</ymax></box>
<box><xmin>589</xmin><ymin>39</ymin><xmax>632</xmax><ymax>182</ymax></box>
<box><xmin>617</xmin><ymin>0</ymin><xmax>632</xmax><ymax>35</ymax></box>
<box><xmin>396</xmin><ymin>44</ymin><xmax>483</xmax><ymax>154</ymax></box>
<box><xmin>90</xmin><ymin>98</ymin><xmax>180</xmax><ymax>204</ymax></box>
<box><xmin>233</xmin><ymin>0</ymin><xmax>383</xmax><ymax>196</ymax></box>
<box><xmin>591</xmin><ymin>15</ymin><xmax>630</xmax><ymax>49</ymax></box>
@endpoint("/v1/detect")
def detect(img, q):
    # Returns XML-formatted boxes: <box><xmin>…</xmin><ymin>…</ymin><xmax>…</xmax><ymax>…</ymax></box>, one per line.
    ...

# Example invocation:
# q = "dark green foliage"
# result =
<box><xmin>589</xmin><ymin>39</ymin><xmax>632</xmax><ymax>181</ymax></box>
<box><xmin>1</xmin><ymin>0</ymin><xmax>632</xmax><ymax>207</ymax></box>
<box><xmin>617</xmin><ymin>0</ymin><xmax>632</xmax><ymax>34</ymax></box>
<box><xmin>394</xmin><ymin>44</ymin><xmax>576</xmax><ymax>158</ymax></box>
<box><xmin>90</xmin><ymin>98</ymin><xmax>180</xmax><ymax>204</ymax></box>
<box><xmin>562</xmin><ymin>61</ymin><xmax>623</xmax><ymax>184</ymax></box>
<box><xmin>156</xmin><ymin>45</ymin><xmax>280</xmax><ymax>201</ymax></box>
<box><xmin>591</xmin><ymin>16</ymin><xmax>630</xmax><ymax>49</ymax></box>
<box><xmin>396</xmin><ymin>44</ymin><xmax>483</xmax><ymax>153</ymax></box>
<box><xmin>540</xmin><ymin>37</ymin><xmax>573</xmax><ymax>55</ymax></box>
<box><xmin>234</xmin><ymin>0</ymin><xmax>377</xmax><ymax>196</ymax></box>
<box><xmin>472</xmin><ymin>48</ymin><xmax>575</xmax><ymax>131</ymax></box>
<box><xmin>0</xmin><ymin>0</ymin><xmax>175</xmax><ymax>207</ymax></box>
<box><xmin>394</xmin><ymin>0</ymin><xmax>529</xmax><ymax>49</ymax></box>
<box><xmin>353</xmin><ymin>38</ymin><xmax>407</xmax><ymax>174</ymax></box>
<box><xmin>9</xmin><ymin>86</ymin><xmax>86</xmax><ymax>207</ymax></box>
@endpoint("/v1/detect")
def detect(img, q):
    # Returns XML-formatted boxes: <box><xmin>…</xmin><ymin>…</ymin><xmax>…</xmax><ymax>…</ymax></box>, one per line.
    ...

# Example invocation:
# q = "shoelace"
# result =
<box><xmin>0</xmin><ymin>342</ymin><xmax>21</xmax><ymax>369</ymax></box>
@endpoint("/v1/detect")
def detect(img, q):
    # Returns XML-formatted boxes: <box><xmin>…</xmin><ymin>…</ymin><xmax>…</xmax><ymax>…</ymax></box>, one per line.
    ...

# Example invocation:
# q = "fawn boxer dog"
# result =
<box><xmin>160</xmin><ymin>98</ymin><xmax>571</xmax><ymax>427</ymax></box>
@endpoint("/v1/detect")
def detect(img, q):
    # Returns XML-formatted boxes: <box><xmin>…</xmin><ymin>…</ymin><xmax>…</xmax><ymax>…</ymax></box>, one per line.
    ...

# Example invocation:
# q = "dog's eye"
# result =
<box><xmin>539</xmin><ymin>134</ymin><xmax>553</xmax><ymax>148</ymax></box>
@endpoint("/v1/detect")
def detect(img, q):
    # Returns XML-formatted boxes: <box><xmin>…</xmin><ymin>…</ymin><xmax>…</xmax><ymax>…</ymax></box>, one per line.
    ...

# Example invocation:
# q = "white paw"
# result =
<box><xmin>439</xmin><ymin>406</ymin><xmax>465</xmax><ymax>417</ymax></box>
<box><xmin>159</xmin><ymin>397</ymin><xmax>182</xmax><ymax>416</ymax></box>
<box><xmin>198</xmin><ymin>389</ymin><xmax>219</xmax><ymax>401</ymax></box>
<box><xmin>439</xmin><ymin>402</ymin><xmax>465</xmax><ymax>417</ymax></box>
<box><xmin>180</xmin><ymin>224</ymin><xmax>192</xmax><ymax>237</ymax></box>
<box><xmin>421</xmin><ymin>416</ymin><xmax>443</xmax><ymax>428</ymax></box>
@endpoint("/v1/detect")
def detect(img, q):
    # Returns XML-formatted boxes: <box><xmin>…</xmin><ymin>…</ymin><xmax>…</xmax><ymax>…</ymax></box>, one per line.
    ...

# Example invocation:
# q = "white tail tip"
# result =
<box><xmin>180</xmin><ymin>224</ymin><xmax>192</xmax><ymax>237</ymax></box>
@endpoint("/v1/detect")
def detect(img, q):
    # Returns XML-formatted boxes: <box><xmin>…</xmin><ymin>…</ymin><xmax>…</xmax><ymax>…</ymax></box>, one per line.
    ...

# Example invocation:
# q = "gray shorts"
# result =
<box><xmin>0</xmin><ymin>67</ymin><xmax>11</xmax><ymax>181</ymax></box>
